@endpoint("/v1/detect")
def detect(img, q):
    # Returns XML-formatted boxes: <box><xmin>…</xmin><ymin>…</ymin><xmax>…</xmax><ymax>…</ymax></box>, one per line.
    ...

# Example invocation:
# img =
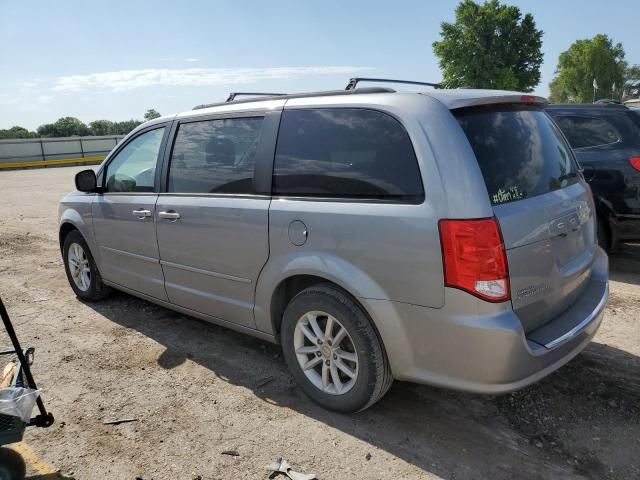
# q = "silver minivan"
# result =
<box><xmin>59</xmin><ymin>81</ymin><xmax>609</xmax><ymax>412</ymax></box>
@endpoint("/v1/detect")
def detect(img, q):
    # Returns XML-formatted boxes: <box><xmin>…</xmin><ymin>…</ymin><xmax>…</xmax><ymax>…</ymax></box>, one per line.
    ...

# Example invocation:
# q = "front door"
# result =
<box><xmin>92</xmin><ymin>125</ymin><xmax>169</xmax><ymax>300</ymax></box>
<box><xmin>155</xmin><ymin>114</ymin><xmax>272</xmax><ymax>328</ymax></box>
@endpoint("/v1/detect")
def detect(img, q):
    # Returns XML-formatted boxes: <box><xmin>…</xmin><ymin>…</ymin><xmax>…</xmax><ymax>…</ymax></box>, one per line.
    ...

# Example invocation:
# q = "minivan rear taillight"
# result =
<box><xmin>438</xmin><ymin>218</ymin><xmax>510</xmax><ymax>302</ymax></box>
<box><xmin>630</xmin><ymin>157</ymin><xmax>640</xmax><ymax>172</ymax></box>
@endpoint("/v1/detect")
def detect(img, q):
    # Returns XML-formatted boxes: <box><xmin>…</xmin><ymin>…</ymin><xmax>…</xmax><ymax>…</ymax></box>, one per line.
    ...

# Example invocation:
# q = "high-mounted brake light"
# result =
<box><xmin>439</xmin><ymin>218</ymin><xmax>510</xmax><ymax>302</ymax></box>
<box><xmin>630</xmin><ymin>157</ymin><xmax>640</xmax><ymax>172</ymax></box>
<box><xmin>520</xmin><ymin>95</ymin><xmax>536</xmax><ymax>103</ymax></box>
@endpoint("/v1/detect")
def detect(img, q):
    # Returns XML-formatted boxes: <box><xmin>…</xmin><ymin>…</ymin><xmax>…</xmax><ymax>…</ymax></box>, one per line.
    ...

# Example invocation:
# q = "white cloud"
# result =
<box><xmin>0</xmin><ymin>93</ymin><xmax>19</xmax><ymax>106</ymax></box>
<box><xmin>185</xmin><ymin>58</ymin><xmax>200</xmax><ymax>62</ymax></box>
<box><xmin>53</xmin><ymin>66</ymin><xmax>371</xmax><ymax>92</ymax></box>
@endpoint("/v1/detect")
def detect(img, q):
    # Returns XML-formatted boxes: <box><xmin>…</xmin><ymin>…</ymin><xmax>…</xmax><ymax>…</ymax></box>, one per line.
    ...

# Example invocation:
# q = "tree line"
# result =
<box><xmin>0</xmin><ymin>109</ymin><xmax>161</xmax><ymax>140</ymax></box>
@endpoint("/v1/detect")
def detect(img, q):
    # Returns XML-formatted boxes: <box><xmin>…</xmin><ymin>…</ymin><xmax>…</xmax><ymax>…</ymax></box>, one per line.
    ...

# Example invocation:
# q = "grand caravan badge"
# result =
<box><xmin>516</xmin><ymin>283</ymin><xmax>550</xmax><ymax>300</ymax></box>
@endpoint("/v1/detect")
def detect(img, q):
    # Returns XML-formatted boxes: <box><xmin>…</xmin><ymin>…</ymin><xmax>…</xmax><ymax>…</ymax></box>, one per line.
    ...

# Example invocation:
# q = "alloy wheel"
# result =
<box><xmin>293</xmin><ymin>310</ymin><xmax>359</xmax><ymax>395</ymax></box>
<box><xmin>67</xmin><ymin>242</ymin><xmax>91</xmax><ymax>292</ymax></box>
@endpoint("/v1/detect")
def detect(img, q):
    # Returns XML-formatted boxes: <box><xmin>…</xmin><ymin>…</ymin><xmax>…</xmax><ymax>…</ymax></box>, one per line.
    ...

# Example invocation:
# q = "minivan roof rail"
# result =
<box><xmin>226</xmin><ymin>92</ymin><xmax>287</xmax><ymax>102</ymax></box>
<box><xmin>346</xmin><ymin>77</ymin><xmax>442</xmax><ymax>91</ymax></box>
<box><xmin>192</xmin><ymin>87</ymin><xmax>396</xmax><ymax>111</ymax></box>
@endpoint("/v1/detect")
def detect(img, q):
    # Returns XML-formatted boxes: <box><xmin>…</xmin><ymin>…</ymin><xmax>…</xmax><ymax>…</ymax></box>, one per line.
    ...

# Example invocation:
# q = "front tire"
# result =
<box><xmin>62</xmin><ymin>230</ymin><xmax>111</xmax><ymax>301</ymax></box>
<box><xmin>281</xmin><ymin>284</ymin><xmax>393</xmax><ymax>413</ymax></box>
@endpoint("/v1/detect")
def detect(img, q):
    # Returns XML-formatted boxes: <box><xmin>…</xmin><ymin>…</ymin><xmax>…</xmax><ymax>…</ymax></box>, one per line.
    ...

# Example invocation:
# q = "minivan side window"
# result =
<box><xmin>168</xmin><ymin>117</ymin><xmax>263</xmax><ymax>194</ymax></box>
<box><xmin>272</xmin><ymin>108</ymin><xmax>424</xmax><ymax>203</ymax></box>
<box><xmin>105</xmin><ymin>127</ymin><xmax>165</xmax><ymax>193</ymax></box>
<box><xmin>552</xmin><ymin>115</ymin><xmax>622</xmax><ymax>149</ymax></box>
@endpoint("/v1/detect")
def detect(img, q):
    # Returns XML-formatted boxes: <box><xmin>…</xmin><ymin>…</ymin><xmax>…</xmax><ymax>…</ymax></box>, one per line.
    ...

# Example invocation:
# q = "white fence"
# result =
<box><xmin>0</xmin><ymin>135</ymin><xmax>124</xmax><ymax>169</ymax></box>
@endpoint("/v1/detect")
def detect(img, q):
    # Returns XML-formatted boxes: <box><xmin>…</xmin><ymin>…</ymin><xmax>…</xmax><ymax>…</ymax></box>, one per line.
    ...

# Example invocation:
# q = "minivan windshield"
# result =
<box><xmin>455</xmin><ymin>105</ymin><xmax>579</xmax><ymax>206</ymax></box>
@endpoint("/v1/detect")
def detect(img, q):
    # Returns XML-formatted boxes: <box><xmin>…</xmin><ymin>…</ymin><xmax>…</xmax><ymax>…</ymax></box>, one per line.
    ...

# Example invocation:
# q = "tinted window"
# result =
<box><xmin>455</xmin><ymin>106</ymin><xmax>579</xmax><ymax>206</ymax></box>
<box><xmin>552</xmin><ymin>115</ymin><xmax>621</xmax><ymax>149</ymax></box>
<box><xmin>168</xmin><ymin>117</ymin><xmax>263</xmax><ymax>194</ymax></box>
<box><xmin>625</xmin><ymin>110</ymin><xmax>640</xmax><ymax>142</ymax></box>
<box><xmin>273</xmin><ymin>109</ymin><xmax>424</xmax><ymax>202</ymax></box>
<box><xmin>105</xmin><ymin>127</ymin><xmax>165</xmax><ymax>192</ymax></box>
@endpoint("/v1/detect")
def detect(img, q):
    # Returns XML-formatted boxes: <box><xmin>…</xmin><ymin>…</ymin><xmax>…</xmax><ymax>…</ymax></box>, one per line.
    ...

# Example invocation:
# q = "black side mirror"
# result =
<box><xmin>75</xmin><ymin>169</ymin><xmax>98</xmax><ymax>192</ymax></box>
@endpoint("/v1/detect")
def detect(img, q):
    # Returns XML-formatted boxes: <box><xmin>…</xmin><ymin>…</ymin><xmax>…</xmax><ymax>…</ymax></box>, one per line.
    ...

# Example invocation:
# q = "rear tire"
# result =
<box><xmin>280</xmin><ymin>284</ymin><xmax>393</xmax><ymax>413</ymax></box>
<box><xmin>0</xmin><ymin>447</ymin><xmax>26</xmax><ymax>480</ymax></box>
<box><xmin>62</xmin><ymin>230</ymin><xmax>111</xmax><ymax>301</ymax></box>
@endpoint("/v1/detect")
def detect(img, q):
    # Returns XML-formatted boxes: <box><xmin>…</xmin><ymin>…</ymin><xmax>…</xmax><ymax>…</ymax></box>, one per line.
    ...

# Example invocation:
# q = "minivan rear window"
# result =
<box><xmin>273</xmin><ymin>108</ymin><xmax>424</xmax><ymax>203</ymax></box>
<box><xmin>455</xmin><ymin>106</ymin><xmax>579</xmax><ymax>205</ymax></box>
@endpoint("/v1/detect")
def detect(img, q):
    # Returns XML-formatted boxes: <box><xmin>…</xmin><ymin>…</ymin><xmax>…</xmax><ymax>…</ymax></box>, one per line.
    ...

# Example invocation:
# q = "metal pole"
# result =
<box><xmin>0</xmin><ymin>296</ymin><xmax>54</xmax><ymax>427</ymax></box>
<box><xmin>39</xmin><ymin>138</ymin><xmax>45</xmax><ymax>166</ymax></box>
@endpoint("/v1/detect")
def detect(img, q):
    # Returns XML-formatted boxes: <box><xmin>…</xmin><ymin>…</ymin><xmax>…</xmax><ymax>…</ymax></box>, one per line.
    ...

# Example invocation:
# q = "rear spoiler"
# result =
<box><xmin>421</xmin><ymin>90</ymin><xmax>548</xmax><ymax>110</ymax></box>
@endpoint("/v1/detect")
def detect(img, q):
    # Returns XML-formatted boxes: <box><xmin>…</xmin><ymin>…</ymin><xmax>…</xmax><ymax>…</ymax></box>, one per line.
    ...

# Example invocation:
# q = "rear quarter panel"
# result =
<box><xmin>254</xmin><ymin>94</ymin><xmax>495</xmax><ymax>335</ymax></box>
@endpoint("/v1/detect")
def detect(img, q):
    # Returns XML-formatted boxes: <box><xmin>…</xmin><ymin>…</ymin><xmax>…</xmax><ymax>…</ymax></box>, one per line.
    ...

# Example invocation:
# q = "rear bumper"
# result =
<box><xmin>364</xmin><ymin>246</ymin><xmax>609</xmax><ymax>393</ymax></box>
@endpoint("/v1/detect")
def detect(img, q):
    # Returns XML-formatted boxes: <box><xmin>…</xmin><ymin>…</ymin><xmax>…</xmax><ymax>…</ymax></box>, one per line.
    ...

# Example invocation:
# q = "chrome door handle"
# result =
<box><xmin>158</xmin><ymin>211</ymin><xmax>181</xmax><ymax>221</ymax></box>
<box><xmin>132</xmin><ymin>209</ymin><xmax>152</xmax><ymax>219</ymax></box>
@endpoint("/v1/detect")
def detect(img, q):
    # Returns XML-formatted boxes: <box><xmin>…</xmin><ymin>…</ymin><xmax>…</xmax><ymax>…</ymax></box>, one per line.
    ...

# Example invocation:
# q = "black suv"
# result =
<box><xmin>547</xmin><ymin>103</ymin><xmax>640</xmax><ymax>250</ymax></box>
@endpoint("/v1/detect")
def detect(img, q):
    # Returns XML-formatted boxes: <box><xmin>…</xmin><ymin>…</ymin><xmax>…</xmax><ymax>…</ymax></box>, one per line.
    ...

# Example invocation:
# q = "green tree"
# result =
<box><xmin>1</xmin><ymin>117</ymin><xmax>146</xmax><ymax>139</ymax></box>
<box><xmin>37</xmin><ymin>116</ymin><xmax>90</xmax><ymax>137</ymax></box>
<box><xmin>144</xmin><ymin>109</ymin><xmax>161</xmax><ymax>121</ymax></box>
<box><xmin>113</xmin><ymin>120</ymin><xmax>142</xmax><ymax>135</ymax></box>
<box><xmin>549</xmin><ymin>35</ymin><xmax>627</xmax><ymax>103</ymax></box>
<box><xmin>89</xmin><ymin>120</ymin><xmax>117</xmax><ymax>136</ymax></box>
<box><xmin>0</xmin><ymin>126</ymin><xmax>38</xmax><ymax>139</ymax></box>
<box><xmin>433</xmin><ymin>0</ymin><xmax>543</xmax><ymax>91</ymax></box>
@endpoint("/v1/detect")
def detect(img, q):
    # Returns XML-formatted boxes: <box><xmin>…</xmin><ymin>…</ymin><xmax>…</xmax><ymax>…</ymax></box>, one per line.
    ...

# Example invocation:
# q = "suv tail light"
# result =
<box><xmin>438</xmin><ymin>218</ymin><xmax>510</xmax><ymax>302</ymax></box>
<box><xmin>630</xmin><ymin>157</ymin><xmax>640</xmax><ymax>172</ymax></box>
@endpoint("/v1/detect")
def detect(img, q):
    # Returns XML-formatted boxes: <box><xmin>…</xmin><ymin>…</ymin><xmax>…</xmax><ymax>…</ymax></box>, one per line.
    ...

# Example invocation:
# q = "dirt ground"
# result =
<box><xmin>0</xmin><ymin>166</ymin><xmax>638</xmax><ymax>480</ymax></box>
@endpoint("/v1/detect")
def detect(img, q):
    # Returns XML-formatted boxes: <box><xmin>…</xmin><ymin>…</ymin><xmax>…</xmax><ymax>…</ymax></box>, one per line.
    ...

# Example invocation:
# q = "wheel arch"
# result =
<box><xmin>267</xmin><ymin>273</ymin><xmax>393</xmax><ymax>373</ymax></box>
<box><xmin>58</xmin><ymin>205</ymin><xmax>96</xmax><ymax>256</ymax></box>
<box><xmin>59</xmin><ymin>221</ymin><xmax>79</xmax><ymax>252</ymax></box>
<box><xmin>254</xmin><ymin>252</ymin><xmax>390</xmax><ymax>339</ymax></box>
<box><xmin>594</xmin><ymin>193</ymin><xmax>615</xmax><ymax>222</ymax></box>
<box><xmin>270</xmin><ymin>274</ymin><xmax>349</xmax><ymax>337</ymax></box>
<box><xmin>263</xmin><ymin>268</ymin><xmax>387</xmax><ymax>351</ymax></box>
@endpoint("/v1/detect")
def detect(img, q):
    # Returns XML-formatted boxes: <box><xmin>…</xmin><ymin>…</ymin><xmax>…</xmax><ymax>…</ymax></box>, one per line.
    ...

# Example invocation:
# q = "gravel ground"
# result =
<box><xmin>0</xmin><ymin>166</ymin><xmax>638</xmax><ymax>480</ymax></box>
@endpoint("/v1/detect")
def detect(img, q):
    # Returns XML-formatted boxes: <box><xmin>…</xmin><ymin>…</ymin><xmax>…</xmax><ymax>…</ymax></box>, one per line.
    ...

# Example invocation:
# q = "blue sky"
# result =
<box><xmin>1</xmin><ymin>0</ymin><xmax>638</xmax><ymax>130</ymax></box>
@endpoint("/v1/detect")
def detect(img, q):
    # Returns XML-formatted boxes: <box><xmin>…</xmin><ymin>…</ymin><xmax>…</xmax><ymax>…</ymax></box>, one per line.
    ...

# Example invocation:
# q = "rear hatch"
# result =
<box><xmin>454</xmin><ymin>104</ymin><xmax>597</xmax><ymax>333</ymax></box>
